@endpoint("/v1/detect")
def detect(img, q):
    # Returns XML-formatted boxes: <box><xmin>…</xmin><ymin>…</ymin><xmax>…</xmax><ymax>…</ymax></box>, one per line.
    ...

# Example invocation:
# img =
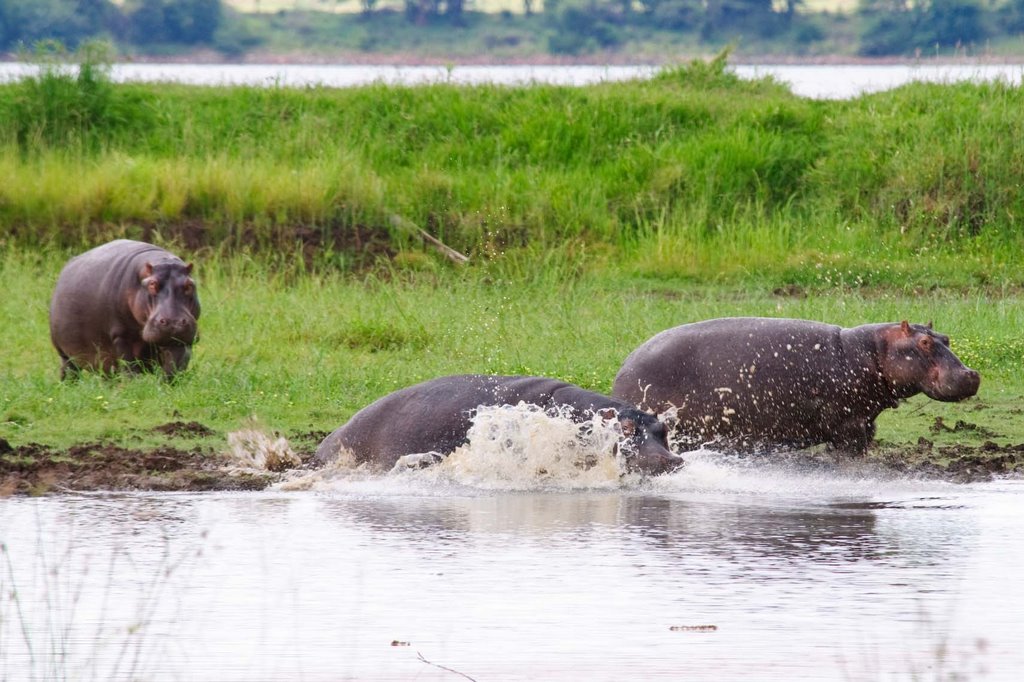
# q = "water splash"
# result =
<box><xmin>279</xmin><ymin>403</ymin><xmax>635</xmax><ymax>493</ymax></box>
<box><xmin>278</xmin><ymin>404</ymin><xmax>964</xmax><ymax>501</ymax></box>
<box><xmin>225</xmin><ymin>429</ymin><xmax>301</xmax><ymax>472</ymax></box>
<box><xmin>646</xmin><ymin>447</ymin><xmax>961</xmax><ymax>503</ymax></box>
<box><xmin>406</xmin><ymin>403</ymin><xmax>629</xmax><ymax>491</ymax></box>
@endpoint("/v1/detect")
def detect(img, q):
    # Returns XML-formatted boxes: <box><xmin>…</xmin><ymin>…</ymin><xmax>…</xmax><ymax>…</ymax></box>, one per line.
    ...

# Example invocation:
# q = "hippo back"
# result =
<box><xmin>314</xmin><ymin>375</ymin><xmax>574</xmax><ymax>468</ymax></box>
<box><xmin>613</xmin><ymin>317</ymin><xmax>845</xmax><ymax>409</ymax></box>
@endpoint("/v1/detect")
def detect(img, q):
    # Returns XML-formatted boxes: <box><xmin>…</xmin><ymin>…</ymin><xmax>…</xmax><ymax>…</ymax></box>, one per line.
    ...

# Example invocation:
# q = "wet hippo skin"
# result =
<box><xmin>612</xmin><ymin>317</ymin><xmax>980</xmax><ymax>454</ymax></box>
<box><xmin>316</xmin><ymin>374</ymin><xmax>685</xmax><ymax>475</ymax></box>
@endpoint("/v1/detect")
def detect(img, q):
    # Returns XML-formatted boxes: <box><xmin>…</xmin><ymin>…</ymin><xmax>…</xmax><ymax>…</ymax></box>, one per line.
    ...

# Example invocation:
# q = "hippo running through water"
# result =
<box><xmin>49</xmin><ymin>239</ymin><xmax>200</xmax><ymax>379</ymax></box>
<box><xmin>612</xmin><ymin>317</ymin><xmax>980</xmax><ymax>454</ymax></box>
<box><xmin>315</xmin><ymin>374</ymin><xmax>684</xmax><ymax>476</ymax></box>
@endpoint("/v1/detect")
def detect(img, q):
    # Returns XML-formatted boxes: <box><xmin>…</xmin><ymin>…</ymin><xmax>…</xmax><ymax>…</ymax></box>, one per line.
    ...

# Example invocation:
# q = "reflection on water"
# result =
<box><xmin>2</xmin><ymin>457</ymin><xmax>1021</xmax><ymax>681</ymax></box>
<box><xmin>0</xmin><ymin>62</ymin><xmax>1021</xmax><ymax>99</ymax></box>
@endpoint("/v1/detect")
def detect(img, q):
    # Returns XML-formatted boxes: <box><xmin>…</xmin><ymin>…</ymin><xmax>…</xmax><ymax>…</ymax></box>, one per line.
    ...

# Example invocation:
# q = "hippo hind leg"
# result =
<box><xmin>391</xmin><ymin>452</ymin><xmax>446</xmax><ymax>473</ymax></box>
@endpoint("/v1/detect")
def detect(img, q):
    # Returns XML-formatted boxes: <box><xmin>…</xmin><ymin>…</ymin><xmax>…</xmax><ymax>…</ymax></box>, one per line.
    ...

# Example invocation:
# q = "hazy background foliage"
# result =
<box><xmin>1</xmin><ymin>0</ymin><xmax>1022</xmax><ymax>58</ymax></box>
<box><xmin>0</xmin><ymin>49</ymin><xmax>1021</xmax><ymax>289</ymax></box>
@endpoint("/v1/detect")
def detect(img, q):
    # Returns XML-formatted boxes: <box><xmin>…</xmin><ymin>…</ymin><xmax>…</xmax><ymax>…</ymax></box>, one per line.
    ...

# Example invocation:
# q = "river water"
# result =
<box><xmin>2</xmin><ymin>412</ymin><xmax>1023</xmax><ymax>681</ymax></box>
<box><xmin>0</xmin><ymin>62</ymin><xmax>1022</xmax><ymax>98</ymax></box>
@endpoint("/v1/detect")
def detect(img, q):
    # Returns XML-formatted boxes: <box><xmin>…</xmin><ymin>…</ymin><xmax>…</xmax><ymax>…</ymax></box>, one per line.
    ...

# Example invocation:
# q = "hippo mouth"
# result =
<box><xmin>630</xmin><ymin>445</ymin><xmax>686</xmax><ymax>476</ymax></box>
<box><xmin>142</xmin><ymin>321</ymin><xmax>198</xmax><ymax>345</ymax></box>
<box><xmin>922</xmin><ymin>368</ymin><xmax>981</xmax><ymax>402</ymax></box>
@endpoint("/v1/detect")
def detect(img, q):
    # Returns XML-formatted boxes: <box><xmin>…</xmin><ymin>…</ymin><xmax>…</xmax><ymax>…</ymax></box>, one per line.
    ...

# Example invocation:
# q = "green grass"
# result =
<box><xmin>2</xmin><ymin>246</ymin><xmax>1022</xmax><ymax>454</ymax></box>
<box><xmin>1</xmin><ymin>55</ymin><xmax>1022</xmax><ymax>459</ymax></box>
<box><xmin>2</xmin><ymin>54</ymin><xmax>1024</xmax><ymax>275</ymax></box>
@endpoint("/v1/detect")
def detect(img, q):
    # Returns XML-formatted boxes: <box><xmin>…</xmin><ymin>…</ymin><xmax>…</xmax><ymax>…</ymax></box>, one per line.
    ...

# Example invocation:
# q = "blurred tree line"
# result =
<box><xmin>1</xmin><ymin>0</ymin><xmax>1022</xmax><ymax>57</ymax></box>
<box><xmin>542</xmin><ymin>0</ymin><xmax>1024</xmax><ymax>55</ymax></box>
<box><xmin>0</xmin><ymin>0</ymin><xmax>221</xmax><ymax>50</ymax></box>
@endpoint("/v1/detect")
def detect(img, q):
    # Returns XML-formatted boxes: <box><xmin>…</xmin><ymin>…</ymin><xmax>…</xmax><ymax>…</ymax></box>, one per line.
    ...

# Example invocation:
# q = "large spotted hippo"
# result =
<box><xmin>315</xmin><ymin>374</ymin><xmax>684</xmax><ymax>476</ymax></box>
<box><xmin>49</xmin><ymin>239</ymin><xmax>200</xmax><ymax>379</ymax></box>
<box><xmin>612</xmin><ymin>317</ymin><xmax>980</xmax><ymax>454</ymax></box>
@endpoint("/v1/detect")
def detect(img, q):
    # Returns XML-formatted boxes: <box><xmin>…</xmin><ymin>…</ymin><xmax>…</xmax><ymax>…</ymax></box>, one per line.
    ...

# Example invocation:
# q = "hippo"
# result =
<box><xmin>49</xmin><ymin>239</ymin><xmax>200</xmax><ymax>379</ymax></box>
<box><xmin>612</xmin><ymin>317</ymin><xmax>980</xmax><ymax>454</ymax></box>
<box><xmin>315</xmin><ymin>374</ymin><xmax>685</xmax><ymax>476</ymax></box>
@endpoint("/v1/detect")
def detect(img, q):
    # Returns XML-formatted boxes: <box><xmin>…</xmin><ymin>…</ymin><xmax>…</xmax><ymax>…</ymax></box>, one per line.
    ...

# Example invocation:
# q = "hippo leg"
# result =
<box><xmin>158</xmin><ymin>346</ymin><xmax>192</xmax><ymax>379</ymax></box>
<box><xmin>391</xmin><ymin>452</ymin><xmax>446</xmax><ymax>472</ymax></box>
<box><xmin>58</xmin><ymin>352</ymin><xmax>81</xmax><ymax>381</ymax></box>
<box><xmin>827</xmin><ymin>418</ymin><xmax>875</xmax><ymax>456</ymax></box>
<box><xmin>109</xmin><ymin>333</ymin><xmax>152</xmax><ymax>374</ymax></box>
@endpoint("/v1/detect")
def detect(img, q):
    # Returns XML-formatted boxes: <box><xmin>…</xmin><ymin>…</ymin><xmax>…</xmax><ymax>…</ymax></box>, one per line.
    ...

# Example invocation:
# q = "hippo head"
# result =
<box><xmin>605</xmin><ymin>408</ymin><xmax>684</xmax><ymax>476</ymax></box>
<box><xmin>136</xmin><ymin>259</ymin><xmax>200</xmax><ymax>346</ymax></box>
<box><xmin>880</xmin><ymin>321</ymin><xmax>980</xmax><ymax>402</ymax></box>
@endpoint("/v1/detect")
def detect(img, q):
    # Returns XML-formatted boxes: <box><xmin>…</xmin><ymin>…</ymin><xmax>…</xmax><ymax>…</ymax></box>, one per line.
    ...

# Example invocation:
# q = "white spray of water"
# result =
<box><xmin>647</xmin><ymin>446</ymin><xmax>961</xmax><ymax>503</ymax></box>
<box><xmin>407</xmin><ymin>403</ymin><xmax>630</xmax><ymax>491</ymax></box>
<box><xmin>278</xmin><ymin>402</ymin><xmax>636</xmax><ymax>493</ymax></box>
<box><xmin>225</xmin><ymin>429</ymin><xmax>301</xmax><ymax>472</ymax></box>
<box><xmin>277</xmin><ymin>404</ymin><xmax>962</xmax><ymax>501</ymax></box>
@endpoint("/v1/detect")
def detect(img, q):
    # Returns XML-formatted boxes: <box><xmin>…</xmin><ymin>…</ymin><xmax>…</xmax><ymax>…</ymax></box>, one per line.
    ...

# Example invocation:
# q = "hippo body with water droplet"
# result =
<box><xmin>315</xmin><ymin>374</ymin><xmax>684</xmax><ymax>475</ymax></box>
<box><xmin>49</xmin><ymin>239</ymin><xmax>200</xmax><ymax>379</ymax></box>
<box><xmin>612</xmin><ymin>317</ymin><xmax>980</xmax><ymax>454</ymax></box>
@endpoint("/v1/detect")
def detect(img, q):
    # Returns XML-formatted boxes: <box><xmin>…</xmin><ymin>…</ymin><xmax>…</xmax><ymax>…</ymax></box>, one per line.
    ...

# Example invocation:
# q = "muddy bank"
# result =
<box><xmin>0</xmin><ymin>423</ymin><xmax>325</xmax><ymax>496</ymax></box>
<box><xmin>0</xmin><ymin>422</ymin><xmax>1020</xmax><ymax>495</ymax></box>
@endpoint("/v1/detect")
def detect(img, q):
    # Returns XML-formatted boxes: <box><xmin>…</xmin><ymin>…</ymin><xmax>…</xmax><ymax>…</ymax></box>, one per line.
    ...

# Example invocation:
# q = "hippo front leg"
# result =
<box><xmin>158</xmin><ymin>345</ymin><xmax>192</xmax><ymax>379</ymax></box>
<box><xmin>58</xmin><ymin>351</ymin><xmax>81</xmax><ymax>381</ymax></box>
<box><xmin>827</xmin><ymin>418</ymin><xmax>876</xmax><ymax>456</ymax></box>
<box><xmin>110</xmin><ymin>333</ymin><xmax>150</xmax><ymax>374</ymax></box>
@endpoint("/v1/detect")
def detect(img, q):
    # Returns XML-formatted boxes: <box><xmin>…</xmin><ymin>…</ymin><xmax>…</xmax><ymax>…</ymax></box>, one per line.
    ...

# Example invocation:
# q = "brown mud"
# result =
<box><xmin>138</xmin><ymin>220</ymin><xmax>398</xmax><ymax>268</ymax></box>
<box><xmin>0</xmin><ymin>420</ymin><xmax>1020</xmax><ymax>495</ymax></box>
<box><xmin>0</xmin><ymin>423</ymin><xmax>323</xmax><ymax>496</ymax></box>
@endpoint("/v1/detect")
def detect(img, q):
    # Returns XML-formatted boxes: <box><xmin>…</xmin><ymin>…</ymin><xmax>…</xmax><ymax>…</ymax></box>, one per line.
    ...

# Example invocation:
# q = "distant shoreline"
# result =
<box><xmin>4</xmin><ymin>47</ymin><xmax>1024</xmax><ymax>67</ymax></box>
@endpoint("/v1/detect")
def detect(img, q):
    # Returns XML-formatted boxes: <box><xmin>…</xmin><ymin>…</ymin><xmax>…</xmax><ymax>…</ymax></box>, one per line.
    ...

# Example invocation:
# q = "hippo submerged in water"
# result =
<box><xmin>315</xmin><ymin>374</ymin><xmax>685</xmax><ymax>476</ymax></box>
<box><xmin>49</xmin><ymin>239</ymin><xmax>200</xmax><ymax>379</ymax></box>
<box><xmin>612</xmin><ymin>317</ymin><xmax>980</xmax><ymax>454</ymax></box>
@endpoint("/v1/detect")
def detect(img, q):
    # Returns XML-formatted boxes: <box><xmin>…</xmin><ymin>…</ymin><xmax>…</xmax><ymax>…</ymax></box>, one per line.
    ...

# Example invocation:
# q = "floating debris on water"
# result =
<box><xmin>670</xmin><ymin>625</ymin><xmax>718</xmax><ymax>632</ymax></box>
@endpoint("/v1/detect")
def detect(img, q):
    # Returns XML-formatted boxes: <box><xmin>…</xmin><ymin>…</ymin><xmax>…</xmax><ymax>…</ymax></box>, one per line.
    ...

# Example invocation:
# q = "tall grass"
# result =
<box><xmin>3</xmin><ymin>41</ymin><xmax>154</xmax><ymax>156</ymax></box>
<box><xmin>1</xmin><ymin>49</ymin><xmax>1022</xmax><ymax>278</ymax></box>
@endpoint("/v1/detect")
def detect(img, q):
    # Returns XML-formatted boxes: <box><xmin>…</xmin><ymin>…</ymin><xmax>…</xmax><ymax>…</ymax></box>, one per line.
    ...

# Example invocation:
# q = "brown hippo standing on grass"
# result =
<box><xmin>315</xmin><ymin>374</ymin><xmax>685</xmax><ymax>476</ymax></box>
<box><xmin>612</xmin><ymin>317</ymin><xmax>980</xmax><ymax>454</ymax></box>
<box><xmin>49</xmin><ymin>239</ymin><xmax>200</xmax><ymax>379</ymax></box>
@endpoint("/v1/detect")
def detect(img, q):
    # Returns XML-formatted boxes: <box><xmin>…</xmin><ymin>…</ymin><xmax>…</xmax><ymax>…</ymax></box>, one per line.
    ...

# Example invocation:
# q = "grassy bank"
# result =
<box><xmin>2</xmin><ymin>56</ymin><xmax>1023</xmax><ymax>487</ymax></box>
<box><xmin>1</xmin><ymin>55</ymin><xmax>1023</xmax><ymax>287</ymax></box>
<box><xmin>2</xmin><ymin>247</ymin><xmax>1023</xmax><ymax>463</ymax></box>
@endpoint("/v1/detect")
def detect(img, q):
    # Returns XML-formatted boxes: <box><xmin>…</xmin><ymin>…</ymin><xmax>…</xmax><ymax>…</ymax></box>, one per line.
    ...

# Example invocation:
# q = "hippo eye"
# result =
<box><xmin>182</xmin><ymin>282</ymin><xmax>194</xmax><ymax>296</ymax></box>
<box><xmin>146</xmin><ymin>279</ymin><xmax>160</xmax><ymax>295</ymax></box>
<box><xmin>918</xmin><ymin>335</ymin><xmax>934</xmax><ymax>353</ymax></box>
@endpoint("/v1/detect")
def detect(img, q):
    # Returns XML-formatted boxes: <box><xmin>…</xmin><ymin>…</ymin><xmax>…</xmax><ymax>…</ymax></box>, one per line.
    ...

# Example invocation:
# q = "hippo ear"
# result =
<box><xmin>140</xmin><ymin>262</ymin><xmax>153</xmax><ymax>280</ymax></box>
<box><xmin>597</xmin><ymin>408</ymin><xmax>618</xmax><ymax>421</ymax></box>
<box><xmin>925</xmin><ymin>320</ymin><xmax>933</xmax><ymax>330</ymax></box>
<box><xmin>184</xmin><ymin>262</ymin><xmax>193</xmax><ymax>275</ymax></box>
<box><xmin>619</xmin><ymin>418</ymin><xmax>636</xmax><ymax>438</ymax></box>
<box><xmin>900</xmin><ymin>320</ymin><xmax>912</xmax><ymax>336</ymax></box>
